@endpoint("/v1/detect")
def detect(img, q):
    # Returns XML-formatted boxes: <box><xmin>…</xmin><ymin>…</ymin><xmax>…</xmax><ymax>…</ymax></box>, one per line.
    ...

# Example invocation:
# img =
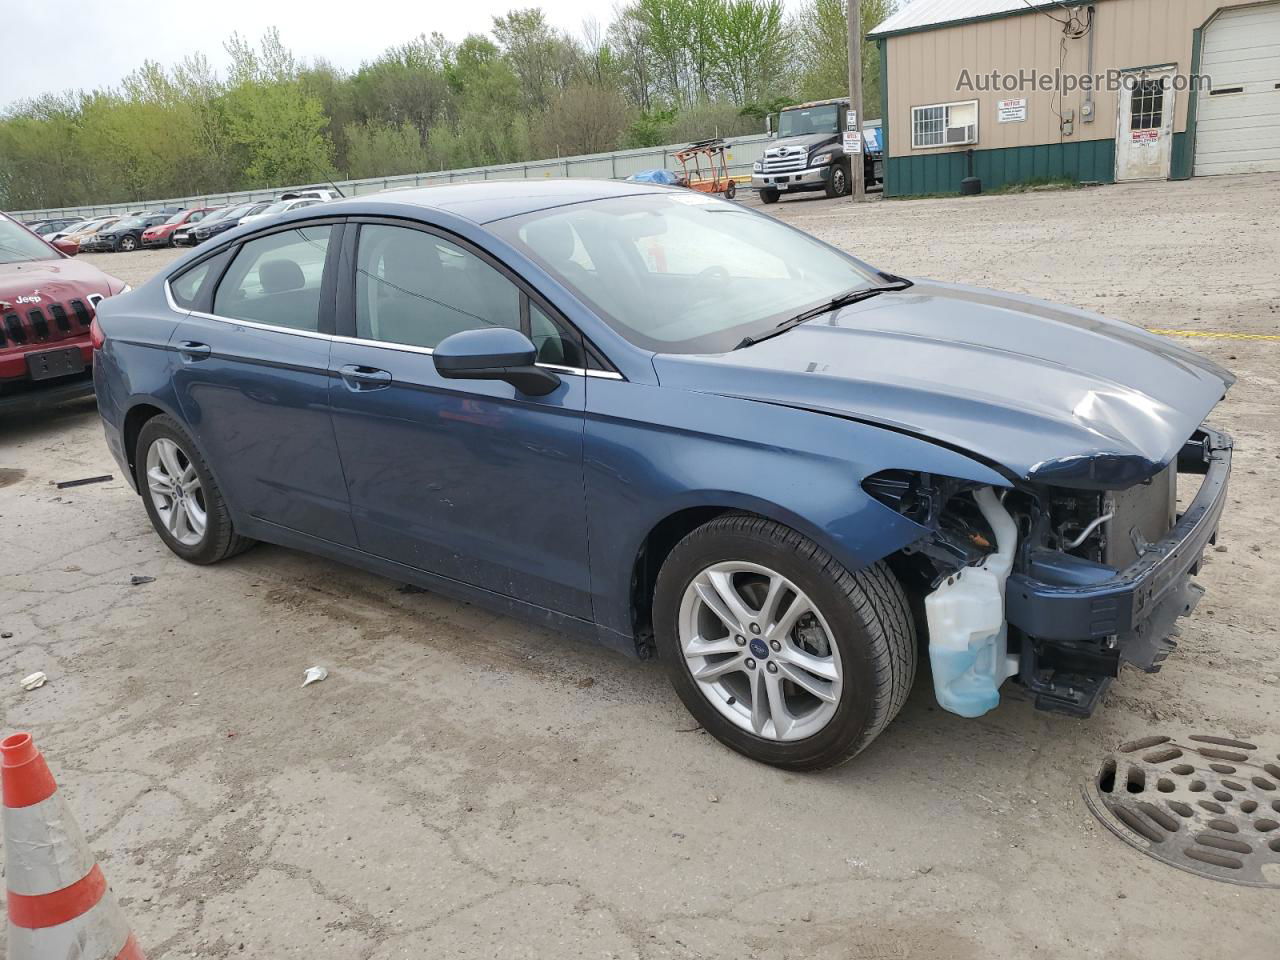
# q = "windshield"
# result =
<box><xmin>778</xmin><ymin>104</ymin><xmax>841</xmax><ymax>138</ymax></box>
<box><xmin>164</xmin><ymin>211</ymin><xmax>188</xmax><ymax>225</ymax></box>
<box><xmin>0</xmin><ymin>217</ymin><xmax>57</xmax><ymax>263</ymax></box>
<box><xmin>259</xmin><ymin>201</ymin><xmax>289</xmax><ymax>215</ymax></box>
<box><xmin>490</xmin><ymin>192</ymin><xmax>880</xmax><ymax>354</ymax></box>
<box><xmin>116</xmin><ymin>218</ymin><xmax>144</xmax><ymax>230</ymax></box>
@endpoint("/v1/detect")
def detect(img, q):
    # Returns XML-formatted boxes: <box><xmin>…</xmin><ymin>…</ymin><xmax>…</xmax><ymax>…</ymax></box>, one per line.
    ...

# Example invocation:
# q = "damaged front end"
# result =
<box><xmin>866</xmin><ymin>426</ymin><xmax>1233</xmax><ymax>718</ymax></box>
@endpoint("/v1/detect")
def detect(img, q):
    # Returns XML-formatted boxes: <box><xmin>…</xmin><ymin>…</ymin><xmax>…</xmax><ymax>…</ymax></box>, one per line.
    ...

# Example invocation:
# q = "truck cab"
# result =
<box><xmin>752</xmin><ymin>98</ymin><xmax>883</xmax><ymax>204</ymax></box>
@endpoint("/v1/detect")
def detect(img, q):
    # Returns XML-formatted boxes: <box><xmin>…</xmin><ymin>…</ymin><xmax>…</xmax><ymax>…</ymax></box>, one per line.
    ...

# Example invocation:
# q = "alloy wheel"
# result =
<box><xmin>678</xmin><ymin>561</ymin><xmax>843</xmax><ymax>741</ymax></box>
<box><xmin>145</xmin><ymin>438</ymin><xmax>207</xmax><ymax>546</ymax></box>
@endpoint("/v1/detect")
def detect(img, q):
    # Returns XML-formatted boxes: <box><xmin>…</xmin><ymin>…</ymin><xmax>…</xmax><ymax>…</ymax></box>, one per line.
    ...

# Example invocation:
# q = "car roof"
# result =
<box><xmin>325</xmin><ymin>178</ymin><xmax>665</xmax><ymax>225</ymax></box>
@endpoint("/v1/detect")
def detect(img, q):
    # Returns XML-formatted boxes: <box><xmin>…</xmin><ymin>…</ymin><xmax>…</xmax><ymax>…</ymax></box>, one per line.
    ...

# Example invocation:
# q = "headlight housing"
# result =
<box><xmin>752</xmin><ymin>161</ymin><xmax>762</xmax><ymax>173</ymax></box>
<box><xmin>811</xmin><ymin>152</ymin><xmax>833</xmax><ymax>167</ymax></box>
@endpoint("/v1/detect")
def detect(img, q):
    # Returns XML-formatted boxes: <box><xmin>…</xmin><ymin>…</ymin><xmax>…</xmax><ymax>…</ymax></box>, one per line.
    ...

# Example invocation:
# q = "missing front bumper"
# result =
<box><xmin>1008</xmin><ymin>426</ymin><xmax>1232</xmax><ymax>715</ymax></box>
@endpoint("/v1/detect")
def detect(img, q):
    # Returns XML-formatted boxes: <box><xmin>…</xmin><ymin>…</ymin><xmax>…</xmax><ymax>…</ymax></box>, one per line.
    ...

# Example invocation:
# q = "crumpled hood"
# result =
<box><xmin>652</xmin><ymin>280</ymin><xmax>1234</xmax><ymax>489</ymax></box>
<box><xmin>0</xmin><ymin>258</ymin><xmax>122</xmax><ymax>309</ymax></box>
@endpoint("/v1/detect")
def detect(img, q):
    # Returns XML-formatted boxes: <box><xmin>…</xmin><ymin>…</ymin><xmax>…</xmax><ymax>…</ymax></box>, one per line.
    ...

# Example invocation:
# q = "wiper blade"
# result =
<box><xmin>734</xmin><ymin>279</ymin><xmax>913</xmax><ymax>350</ymax></box>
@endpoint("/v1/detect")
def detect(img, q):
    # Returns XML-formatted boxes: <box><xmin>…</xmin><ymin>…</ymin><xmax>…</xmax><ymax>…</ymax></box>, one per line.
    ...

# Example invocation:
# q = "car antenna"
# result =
<box><xmin>314</xmin><ymin>166</ymin><xmax>346</xmax><ymax>199</ymax></box>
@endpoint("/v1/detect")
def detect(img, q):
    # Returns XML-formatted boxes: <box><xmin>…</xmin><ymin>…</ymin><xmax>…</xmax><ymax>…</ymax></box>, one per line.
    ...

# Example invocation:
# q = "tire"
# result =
<box><xmin>116</xmin><ymin>234</ymin><xmax>137</xmax><ymax>252</ymax></box>
<box><xmin>824</xmin><ymin>162</ymin><xmax>850</xmax><ymax>199</ymax></box>
<box><xmin>653</xmin><ymin>514</ymin><xmax>915</xmax><ymax>770</ymax></box>
<box><xmin>758</xmin><ymin>187</ymin><xmax>779</xmax><ymax>205</ymax></box>
<box><xmin>135</xmin><ymin>415</ymin><xmax>255</xmax><ymax>565</ymax></box>
<box><xmin>724</xmin><ymin>180</ymin><xmax>737</xmax><ymax>199</ymax></box>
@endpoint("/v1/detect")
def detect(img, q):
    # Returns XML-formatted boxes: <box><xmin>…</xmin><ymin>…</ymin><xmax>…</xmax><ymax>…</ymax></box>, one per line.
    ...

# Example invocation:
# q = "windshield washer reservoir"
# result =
<box><xmin>924</xmin><ymin>487</ymin><xmax>1020</xmax><ymax>718</ymax></box>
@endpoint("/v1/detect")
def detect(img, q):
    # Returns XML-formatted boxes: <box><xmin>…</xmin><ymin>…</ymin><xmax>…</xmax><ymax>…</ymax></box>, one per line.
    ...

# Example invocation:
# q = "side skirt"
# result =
<box><xmin>238</xmin><ymin>516</ymin><xmax>639</xmax><ymax>657</ymax></box>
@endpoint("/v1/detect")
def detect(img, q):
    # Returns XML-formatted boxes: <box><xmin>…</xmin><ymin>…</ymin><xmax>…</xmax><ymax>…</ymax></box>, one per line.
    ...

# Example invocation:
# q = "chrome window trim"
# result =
<box><xmin>164</xmin><ymin>280</ymin><xmax>623</xmax><ymax>379</ymax></box>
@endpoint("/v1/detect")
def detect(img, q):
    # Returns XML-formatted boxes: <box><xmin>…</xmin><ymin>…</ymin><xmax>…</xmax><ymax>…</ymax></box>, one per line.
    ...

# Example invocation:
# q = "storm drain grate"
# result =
<box><xmin>1084</xmin><ymin>734</ymin><xmax>1280</xmax><ymax>887</ymax></box>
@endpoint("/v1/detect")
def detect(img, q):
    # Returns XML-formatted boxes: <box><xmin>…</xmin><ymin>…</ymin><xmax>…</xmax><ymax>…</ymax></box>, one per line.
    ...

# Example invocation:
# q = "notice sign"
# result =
<box><xmin>1131</xmin><ymin>128</ymin><xmax>1159</xmax><ymax>143</ymax></box>
<box><xmin>842</xmin><ymin>130</ymin><xmax>862</xmax><ymax>154</ymax></box>
<box><xmin>846</xmin><ymin>109</ymin><xmax>857</xmax><ymax>129</ymax></box>
<box><xmin>997</xmin><ymin>98</ymin><xmax>1027</xmax><ymax>123</ymax></box>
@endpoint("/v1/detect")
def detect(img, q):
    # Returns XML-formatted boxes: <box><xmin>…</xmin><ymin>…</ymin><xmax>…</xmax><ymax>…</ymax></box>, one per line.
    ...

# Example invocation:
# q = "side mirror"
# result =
<box><xmin>52</xmin><ymin>237</ymin><xmax>79</xmax><ymax>256</ymax></box>
<box><xmin>433</xmin><ymin>327</ymin><xmax>561</xmax><ymax>397</ymax></box>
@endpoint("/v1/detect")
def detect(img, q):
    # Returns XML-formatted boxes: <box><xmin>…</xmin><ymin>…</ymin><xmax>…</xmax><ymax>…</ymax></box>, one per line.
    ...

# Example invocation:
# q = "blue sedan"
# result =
<box><xmin>93</xmin><ymin>180</ymin><xmax>1232</xmax><ymax>769</ymax></box>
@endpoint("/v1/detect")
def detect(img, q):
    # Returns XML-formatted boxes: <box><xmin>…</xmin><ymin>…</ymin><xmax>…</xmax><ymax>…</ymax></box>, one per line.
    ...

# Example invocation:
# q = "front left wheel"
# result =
<box><xmin>135</xmin><ymin>415</ymin><xmax>255</xmax><ymax>564</ymax></box>
<box><xmin>653</xmin><ymin>514</ymin><xmax>916</xmax><ymax>770</ymax></box>
<box><xmin>824</xmin><ymin>163</ymin><xmax>849</xmax><ymax>198</ymax></box>
<box><xmin>116</xmin><ymin>234</ymin><xmax>138</xmax><ymax>252</ymax></box>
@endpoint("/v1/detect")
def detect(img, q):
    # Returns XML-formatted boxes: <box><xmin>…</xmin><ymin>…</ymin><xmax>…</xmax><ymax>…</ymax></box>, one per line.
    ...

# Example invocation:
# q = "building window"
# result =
<box><xmin>1131</xmin><ymin>79</ymin><xmax>1165</xmax><ymax>130</ymax></box>
<box><xmin>910</xmin><ymin>100</ymin><xmax>979</xmax><ymax>149</ymax></box>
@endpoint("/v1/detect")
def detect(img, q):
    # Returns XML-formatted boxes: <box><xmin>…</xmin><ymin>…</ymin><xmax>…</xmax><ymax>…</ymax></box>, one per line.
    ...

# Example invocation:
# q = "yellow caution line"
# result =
<box><xmin>1147</xmin><ymin>328</ymin><xmax>1280</xmax><ymax>342</ymax></box>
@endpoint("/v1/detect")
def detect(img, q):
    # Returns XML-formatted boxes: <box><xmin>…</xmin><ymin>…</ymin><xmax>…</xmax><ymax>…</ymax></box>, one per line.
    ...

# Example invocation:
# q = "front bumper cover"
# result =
<box><xmin>1006</xmin><ymin>426</ymin><xmax>1231</xmax><ymax>714</ymax></box>
<box><xmin>751</xmin><ymin>165</ymin><xmax>831</xmax><ymax>190</ymax></box>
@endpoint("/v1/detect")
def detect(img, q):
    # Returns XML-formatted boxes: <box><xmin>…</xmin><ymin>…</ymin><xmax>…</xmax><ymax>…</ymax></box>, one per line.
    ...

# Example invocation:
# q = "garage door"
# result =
<box><xmin>1195</xmin><ymin>2</ymin><xmax>1280</xmax><ymax>175</ymax></box>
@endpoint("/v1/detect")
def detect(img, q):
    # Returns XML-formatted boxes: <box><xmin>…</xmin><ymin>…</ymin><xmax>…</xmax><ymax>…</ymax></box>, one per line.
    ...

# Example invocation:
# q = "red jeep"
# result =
<box><xmin>0</xmin><ymin>213</ymin><xmax>128</xmax><ymax>413</ymax></box>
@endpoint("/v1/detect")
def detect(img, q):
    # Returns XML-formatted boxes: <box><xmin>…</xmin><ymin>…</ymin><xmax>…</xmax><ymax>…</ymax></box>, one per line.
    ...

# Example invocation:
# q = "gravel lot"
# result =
<box><xmin>3</xmin><ymin>174</ymin><xmax>1278</xmax><ymax>959</ymax></box>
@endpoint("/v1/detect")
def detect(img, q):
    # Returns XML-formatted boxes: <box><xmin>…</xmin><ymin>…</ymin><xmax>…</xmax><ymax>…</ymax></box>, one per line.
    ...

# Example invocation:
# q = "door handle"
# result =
<box><xmin>339</xmin><ymin>364</ymin><xmax>393</xmax><ymax>391</ymax></box>
<box><xmin>177</xmin><ymin>340</ymin><xmax>211</xmax><ymax>361</ymax></box>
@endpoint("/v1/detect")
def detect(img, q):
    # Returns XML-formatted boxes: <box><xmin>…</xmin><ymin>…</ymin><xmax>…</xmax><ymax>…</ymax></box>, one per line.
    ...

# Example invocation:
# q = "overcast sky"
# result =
<box><xmin>4</xmin><ymin>0</ymin><xmax>817</xmax><ymax>110</ymax></box>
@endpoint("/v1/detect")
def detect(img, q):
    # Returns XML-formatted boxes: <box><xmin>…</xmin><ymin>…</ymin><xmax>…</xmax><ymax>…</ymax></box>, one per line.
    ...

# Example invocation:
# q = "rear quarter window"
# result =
<box><xmin>169</xmin><ymin>251</ymin><xmax>231</xmax><ymax>310</ymax></box>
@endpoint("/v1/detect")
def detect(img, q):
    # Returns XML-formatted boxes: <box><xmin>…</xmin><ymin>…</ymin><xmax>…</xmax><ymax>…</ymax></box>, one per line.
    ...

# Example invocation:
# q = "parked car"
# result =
<box><xmin>28</xmin><ymin>218</ymin><xmax>82</xmax><ymax>236</ymax></box>
<box><xmin>62</xmin><ymin>217</ymin><xmax>120</xmax><ymax>244</ymax></box>
<box><xmin>59</xmin><ymin>217</ymin><xmax>121</xmax><ymax>248</ymax></box>
<box><xmin>281</xmin><ymin>187</ymin><xmax>341</xmax><ymax>202</ymax></box>
<box><xmin>173</xmin><ymin>208</ymin><xmax>223</xmax><ymax>247</ymax></box>
<box><xmin>192</xmin><ymin>203</ymin><xmax>270</xmax><ymax>243</ymax></box>
<box><xmin>93</xmin><ymin>181</ymin><xmax>1233</xmax><ymax>770</ymax></box>
<box><xmin>0</xmin><ymin>213</ymin><xmax>127</xmax><ymax>413</ymax></box>
<box><xmin>83</xmin><ymin>212</ymin><xmax>172</xmax><ymax>253</ymax></box>
<box><xmin>238</xmin><ymin>197</ymin><xmax>325</xmax><ymax>226</ymax></box>
<box><xmin>142</xmin><ymin>208</ymin><xmax>216</xmax><ymax>249</ymax></box>
<box><xmin>45</xmin><ymin>219</ymin><xmax>96</xmax><ymax>242</ymax></box>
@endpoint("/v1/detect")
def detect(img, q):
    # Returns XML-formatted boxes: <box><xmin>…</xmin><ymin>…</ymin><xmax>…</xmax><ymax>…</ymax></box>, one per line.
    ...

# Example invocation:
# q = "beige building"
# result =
<box><xmin>868</xmin><ymin>0</ymin><xmax>1280</xmax><ymax>195</ymax></box>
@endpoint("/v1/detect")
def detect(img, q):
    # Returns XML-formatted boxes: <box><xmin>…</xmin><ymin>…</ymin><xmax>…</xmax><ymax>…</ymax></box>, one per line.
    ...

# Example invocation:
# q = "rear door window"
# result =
<box><xmin>213</xmin><ymin>225</ymin><xmax>333</xmax><ymax>332</ymax></box>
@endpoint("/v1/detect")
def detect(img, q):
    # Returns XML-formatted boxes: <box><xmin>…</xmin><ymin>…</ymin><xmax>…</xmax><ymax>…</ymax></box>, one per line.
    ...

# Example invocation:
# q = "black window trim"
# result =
<box><xmin>335</xmin><ymin>215</ymin><xmax>621</xmax><ymax>379</ymax></box>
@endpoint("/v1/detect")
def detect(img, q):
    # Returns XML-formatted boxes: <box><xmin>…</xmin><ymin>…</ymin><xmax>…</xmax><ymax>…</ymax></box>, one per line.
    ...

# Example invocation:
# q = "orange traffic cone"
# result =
<box><xmin>2</xmin><ymin>732</ymin><xmax>145</xmax><ymax>959</ymax></box>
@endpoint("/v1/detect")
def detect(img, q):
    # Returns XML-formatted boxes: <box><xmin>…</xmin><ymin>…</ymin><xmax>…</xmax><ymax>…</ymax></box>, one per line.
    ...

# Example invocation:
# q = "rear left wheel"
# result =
<box><xmin>653</xmin><ymin>514</ymin><xmax>916</xmax><ymax>770</ymax></box>
<box><xmin>135</xmin><ymin>416</ymin><xmax>254</xmax><ymax>564</ymax></box>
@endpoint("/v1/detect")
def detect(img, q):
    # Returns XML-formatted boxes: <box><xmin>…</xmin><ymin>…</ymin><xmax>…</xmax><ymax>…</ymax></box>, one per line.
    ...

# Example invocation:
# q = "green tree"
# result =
<box><xmin>344</xmin><ymin>120</ymin><xmax>432</xmax><ymax>179</ymax></box>
<box><xmin>712</xmin><ymin>0</ymin><xmax>790</xmax><ymax>105</ymax></box>
<box><xmin>793</xmin><ymin>0</ymin><xmax>895</xmax><ymax>115</ymax></box>
<box><xmin>534</xmin><ymin>82</ymin><xmax>632</xmax><ymax>156</ymax></box>
<box><xmin>491</xmin><ymin>9</ymin><xmax>582</xmax><ymax>112</ymax></box>
<box><xmin>349</xmin><ymin>35</ymin><xmax>451</xmax><ymax>141</ymax></box>
<box><xmin>226</xmin><ymin>80</ymin><xmax>335</xmax><ymax>186</ymax></box>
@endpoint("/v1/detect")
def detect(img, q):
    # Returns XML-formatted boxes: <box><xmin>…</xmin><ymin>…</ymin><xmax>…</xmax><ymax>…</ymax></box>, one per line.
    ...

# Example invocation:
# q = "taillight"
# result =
<box><xmin>89</xmin><ymin>317</ymin><xmax>106</xmax><ymax>350</ymax></box>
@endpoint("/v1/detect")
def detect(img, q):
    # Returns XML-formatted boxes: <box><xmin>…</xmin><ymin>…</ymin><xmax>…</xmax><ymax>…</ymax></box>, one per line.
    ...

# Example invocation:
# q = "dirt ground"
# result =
<box><xmin>3</xmin><ymin>174</ymin><xmax>1278</xmax><ymax>959</ymax></box>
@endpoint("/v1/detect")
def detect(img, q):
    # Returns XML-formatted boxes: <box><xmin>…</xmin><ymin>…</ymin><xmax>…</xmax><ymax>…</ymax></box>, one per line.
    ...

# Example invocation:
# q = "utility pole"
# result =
<box><xmin>846</xmin><ymin>0</ymin><xmax>866</xmax><ymax>202</ymax></box>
